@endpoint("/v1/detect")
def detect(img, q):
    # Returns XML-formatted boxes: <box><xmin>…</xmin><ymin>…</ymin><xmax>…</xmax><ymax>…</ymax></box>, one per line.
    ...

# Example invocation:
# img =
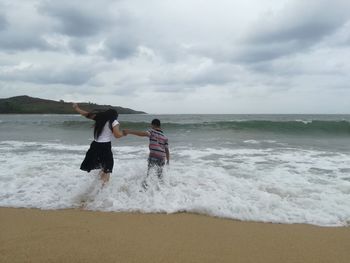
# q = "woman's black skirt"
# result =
<box><xmin>80</xmin><ymin>141</ymin><xmax>114</xmax><ymax>173</ymax></box>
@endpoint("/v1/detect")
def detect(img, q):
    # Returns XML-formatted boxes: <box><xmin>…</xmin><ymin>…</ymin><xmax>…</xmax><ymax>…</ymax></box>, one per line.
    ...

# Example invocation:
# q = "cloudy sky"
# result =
<box><xmin>0</xmin><ymin>0</ymin><xmax>349</xmax><ymax>113</ymax></box>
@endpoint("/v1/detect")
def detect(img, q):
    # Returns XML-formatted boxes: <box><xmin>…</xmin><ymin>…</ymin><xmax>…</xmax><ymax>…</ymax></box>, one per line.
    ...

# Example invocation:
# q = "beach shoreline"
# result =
<box><xmin>1</xmin><ymin>207</ymin><xmax>349</xmax><ymax>263</ymax></box>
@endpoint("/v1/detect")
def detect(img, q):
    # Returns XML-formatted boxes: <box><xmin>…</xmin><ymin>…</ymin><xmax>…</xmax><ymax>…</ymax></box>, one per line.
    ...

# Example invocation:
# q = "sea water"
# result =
<box><xmin>1</xmin><ymin>114</ymin><xmax>350</xmax><ymax>226</ymax></box>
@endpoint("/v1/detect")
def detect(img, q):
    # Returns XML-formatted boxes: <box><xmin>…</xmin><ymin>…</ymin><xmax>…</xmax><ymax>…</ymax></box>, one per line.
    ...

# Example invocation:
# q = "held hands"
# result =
<box><xmin>122</xmin><ymin>129</ymin><xmax>129</xmax><ymax>136</ymax></box>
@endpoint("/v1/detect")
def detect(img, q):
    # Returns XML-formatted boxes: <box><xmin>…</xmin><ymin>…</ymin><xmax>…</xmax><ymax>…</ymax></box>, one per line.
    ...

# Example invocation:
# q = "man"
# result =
<box><xmin>123</xmin><ymin>119</ymin><xmax>170</xmax><ymax>188</ymax></box>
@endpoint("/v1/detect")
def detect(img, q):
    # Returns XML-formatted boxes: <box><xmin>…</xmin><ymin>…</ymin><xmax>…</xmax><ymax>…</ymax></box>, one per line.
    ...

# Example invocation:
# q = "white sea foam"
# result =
<box><xmin>295</xmin><ymin>119</ymin><xmax>313</xmax><ymax>124</ymax></box>
<box><xmin>243</xmin><ymin>140</ymin><xmax>260</xmax><ymax>144</ymax></box>
<box><xmin>243</xmin><ymin>140</ymin><xmax>278</xmax><ymax>145</ymax></box>
<box><xmin>1</xmin><ymin>140</ymin><xmax>350</xmax><ymax>226</ymax></box>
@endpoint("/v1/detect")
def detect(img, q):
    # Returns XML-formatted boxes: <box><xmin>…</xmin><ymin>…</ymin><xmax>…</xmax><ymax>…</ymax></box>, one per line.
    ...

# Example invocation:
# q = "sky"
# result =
<box><xmin>0</xmin><ymin>0</ymin><xmax>350</xmax><ymax>114</ymax></box>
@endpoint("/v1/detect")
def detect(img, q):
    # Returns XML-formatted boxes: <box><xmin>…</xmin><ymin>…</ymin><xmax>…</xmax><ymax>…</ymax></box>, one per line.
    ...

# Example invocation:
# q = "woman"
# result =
<box><xmin>72</xmin><ymin>103</ymin><xmax>124</xmax><ymax>185</ymax></box>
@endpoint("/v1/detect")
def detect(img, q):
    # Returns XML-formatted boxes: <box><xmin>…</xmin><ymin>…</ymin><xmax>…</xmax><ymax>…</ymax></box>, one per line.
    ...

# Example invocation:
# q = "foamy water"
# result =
<box><xmin>1</xmin><ymin>139</ymin><xmax>350</xmax><ymax>226</ymax></box>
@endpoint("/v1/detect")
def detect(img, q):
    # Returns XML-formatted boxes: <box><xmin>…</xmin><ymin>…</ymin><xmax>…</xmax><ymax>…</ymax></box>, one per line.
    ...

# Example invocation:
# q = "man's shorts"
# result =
<box><xmin>148</xmin><ymin>157</ymin><xmax>165</xmax><ymax>167</ymax></box>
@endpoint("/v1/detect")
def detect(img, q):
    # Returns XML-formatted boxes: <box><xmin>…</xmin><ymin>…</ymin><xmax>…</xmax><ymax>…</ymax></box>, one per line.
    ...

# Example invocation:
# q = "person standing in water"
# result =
<box><xmin>123</xmin><ymin>119</ymin><xmax>170</xmax><ymax>189</ymax></box>
<box><xmin>72</xmin><ymin>103</ymin><xmax>124</xmax><ymax>185</ymax></box>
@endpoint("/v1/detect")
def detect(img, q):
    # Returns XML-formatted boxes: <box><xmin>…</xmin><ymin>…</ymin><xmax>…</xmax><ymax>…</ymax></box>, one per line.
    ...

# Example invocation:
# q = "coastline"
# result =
<box><xmin>1</xmin><ymin>207</ymin><xmax>349</xmax><ymax>263</ymax></box>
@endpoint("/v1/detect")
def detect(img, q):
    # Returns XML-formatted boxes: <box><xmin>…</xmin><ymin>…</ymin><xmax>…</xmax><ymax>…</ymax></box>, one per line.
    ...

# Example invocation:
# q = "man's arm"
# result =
<box><xmin>72</xmin><ymin>103</ymin><xmax>95</xmax><ymax>119</ymax></box>
<box><xmin>165</xmin><ymin>147</ymin><xmax>170</xmax><ymax>165</ymax></box>
<box><xmin>123</xmin><ymin>129</ymin><xmax>149</xmax><ymax>137</ymax></box>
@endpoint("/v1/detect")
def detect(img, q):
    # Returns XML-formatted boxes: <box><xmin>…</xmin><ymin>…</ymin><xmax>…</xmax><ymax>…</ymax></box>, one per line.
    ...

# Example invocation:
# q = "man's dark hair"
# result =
<box><xmin>151</xmin><ymin>119</ymin><xmax>161</xmax><ymax>128</ymax></box>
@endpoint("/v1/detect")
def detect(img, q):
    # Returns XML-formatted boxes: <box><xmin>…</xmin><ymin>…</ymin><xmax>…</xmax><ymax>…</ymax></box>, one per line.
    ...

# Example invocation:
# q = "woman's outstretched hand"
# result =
<box><xmin>72</xmin><ymin>103</ymin><xmax>90</xmax><ymax>118</ymax></box>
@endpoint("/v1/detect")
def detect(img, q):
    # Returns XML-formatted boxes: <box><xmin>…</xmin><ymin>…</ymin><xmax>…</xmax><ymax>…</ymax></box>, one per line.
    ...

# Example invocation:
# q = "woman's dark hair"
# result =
<box><xmin>92</xmin><ymin>109</ymin><xmax>118</xmax><ymax>139</ymax></box>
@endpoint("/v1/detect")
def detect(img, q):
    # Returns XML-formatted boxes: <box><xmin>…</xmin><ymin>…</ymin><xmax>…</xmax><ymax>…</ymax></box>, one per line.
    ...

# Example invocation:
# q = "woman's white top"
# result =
<box><xmin>95</xmin><ymin>120</ymin><xmax>119</xmax><ymax>142</ymax></box>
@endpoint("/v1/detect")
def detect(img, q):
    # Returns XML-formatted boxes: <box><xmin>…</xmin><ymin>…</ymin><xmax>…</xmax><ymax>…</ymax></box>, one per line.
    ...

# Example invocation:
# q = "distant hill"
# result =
<box><xmin>0</xmin><ymin>95</ymin><xmax>146</xmax><ymax>114</ymax></box>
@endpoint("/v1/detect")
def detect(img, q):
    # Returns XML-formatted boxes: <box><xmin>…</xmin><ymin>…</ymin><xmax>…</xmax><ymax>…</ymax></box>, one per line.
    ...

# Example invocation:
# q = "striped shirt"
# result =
<box><xmin>147</xmin><ymin>128</ymin><xmax>168</xmax><ymax>160</ymax></box>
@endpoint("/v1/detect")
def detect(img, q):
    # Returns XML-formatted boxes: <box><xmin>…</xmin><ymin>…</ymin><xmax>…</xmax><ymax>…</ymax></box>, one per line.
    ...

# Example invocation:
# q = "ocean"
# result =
<box><xmin>1</xmin><ymin>114</ymin><xmax>350</xmax><ymax>226</ymax></box>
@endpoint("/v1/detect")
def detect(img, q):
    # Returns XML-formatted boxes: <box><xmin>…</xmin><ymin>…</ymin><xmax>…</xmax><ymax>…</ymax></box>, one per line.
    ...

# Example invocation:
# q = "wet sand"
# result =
<box><xmin>1</xmin><ymin>207</ymin><xmax>349</xmax><ymax>263</ymax></box>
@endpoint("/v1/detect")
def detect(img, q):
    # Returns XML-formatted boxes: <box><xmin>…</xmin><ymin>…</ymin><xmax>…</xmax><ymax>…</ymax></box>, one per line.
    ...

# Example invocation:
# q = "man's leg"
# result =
<box><xmin>156</xmin><ymin>165</ymin><xmax>164</xmax><ymax>179</ymax></box>
<box><xmin>142</xmin><ymin>159</ymin><xmax>156</xmax><ymax>189</ymax></box>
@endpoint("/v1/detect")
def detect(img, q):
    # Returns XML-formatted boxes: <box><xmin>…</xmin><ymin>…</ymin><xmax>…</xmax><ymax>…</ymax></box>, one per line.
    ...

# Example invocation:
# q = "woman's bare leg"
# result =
<box><xmin>100</xmin><ymin>172</ymin><xmax>110</xmax><ymax>186</ymax></box>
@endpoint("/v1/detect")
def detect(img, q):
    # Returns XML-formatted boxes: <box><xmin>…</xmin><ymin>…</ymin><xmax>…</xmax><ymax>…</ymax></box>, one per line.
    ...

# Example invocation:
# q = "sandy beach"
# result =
<box><xmin>0</xmin><ymin>208</ymin><xmax>349</xmax><ymax>263</ymax></box>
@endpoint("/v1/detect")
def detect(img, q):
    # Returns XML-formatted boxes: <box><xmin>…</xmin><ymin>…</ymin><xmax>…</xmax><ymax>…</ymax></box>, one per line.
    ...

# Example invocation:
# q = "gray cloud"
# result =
<box><xmin>30</xmin><ymin>67</ymin><xmax>94</xmax><ymax>86</ymax></box>
<box><xmin>68</xmin><ymin>39</ymin><xmax>88</xmax><ymax>54</ymax></box>
<box><xmin>249</xmin><ymin>16</ymin><xmax>346</xmax><ymax>44</ymax></box>
<box><xmin>0</xmin><ymin>2</ymin><xmax>52</xmax><ymax>52</ymax></box>
<box><xmin>0</xmin><ymin>2</ymin><xmax>86</xmax><ymax>53</ymax></box>
<box><xmin>170</xmin><ymin>63</ymin><xmax>240</xmax><ymax>86</ymax></box>
<box><xmin>234</xmin><ymin>42</ymin><xmax>298</xmax><ymax>63</ymax></box>
<box><xmin>37</xmin><ymin>0</ymin><xmax>138</xmax><ymax>58</ymax></box>
<box><xmin>235</xmin><ymin>0</ymin><xmax>350</xmax><ymax>63</ymax></box>
<box><xmin>0</xmin><ymin>31</ymin><xmax>50</xmax><ymax>51</ymax></box>
<box><xmin>0</xmin><ymin>62</ymin><xmax>96</xmax><ymax>86</ymax></box>
<box><xmin>103</xmin><ymin>35</ymin><xmax>138</xmax><ymax>60</ymax></box>
<box><xmin>0</xmin><ymin>14</ymin><xmax>7</xmax><ymax>31</ymax></box>
<box><xmin>39</xmin><ymin>0</ymin><xmax>113</xmax><ymax>37</ymax></box>
<box><xmin>320</xmin><ymin>21</ymin><xmax>350</xmax><ymax>47</ymax></box>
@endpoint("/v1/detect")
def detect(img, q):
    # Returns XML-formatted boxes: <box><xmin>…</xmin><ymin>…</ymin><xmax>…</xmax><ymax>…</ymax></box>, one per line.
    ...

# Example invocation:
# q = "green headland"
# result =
<box><xmin>0</xmin><ymin>95</ymin><xmax>146</xmax><ymax>114</ymax></box>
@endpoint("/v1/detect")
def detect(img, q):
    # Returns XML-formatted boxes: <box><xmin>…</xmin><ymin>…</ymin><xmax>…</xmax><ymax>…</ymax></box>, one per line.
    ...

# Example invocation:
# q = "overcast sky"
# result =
<box><xmin>0</xmin><ymin>0</ymin><xmax>349</xmax><ymax>114</ymax></box>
